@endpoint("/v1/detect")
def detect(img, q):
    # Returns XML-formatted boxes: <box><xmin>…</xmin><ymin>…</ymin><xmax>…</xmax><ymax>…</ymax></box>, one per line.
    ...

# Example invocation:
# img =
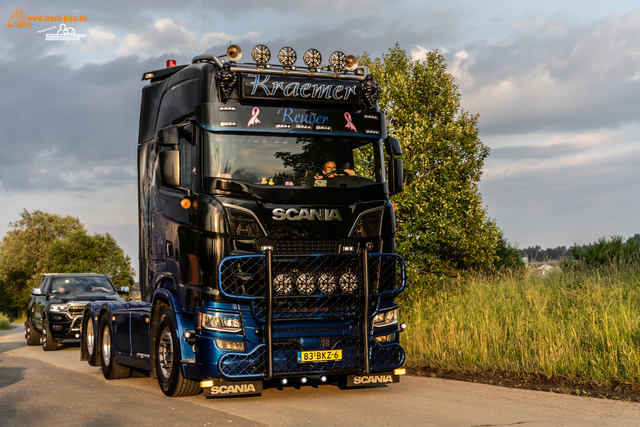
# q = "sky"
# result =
<box><xmin>2</xmin><ymin>0</ymin><xmax>640</xmax><ymax>270</ymax></box>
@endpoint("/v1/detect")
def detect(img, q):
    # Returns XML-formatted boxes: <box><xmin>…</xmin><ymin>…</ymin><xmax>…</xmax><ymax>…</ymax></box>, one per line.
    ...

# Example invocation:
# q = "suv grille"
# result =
<box><xmin>68</xmin><ymin>304</ymin><xmax>85</xmax><ymax>317</ymax></box>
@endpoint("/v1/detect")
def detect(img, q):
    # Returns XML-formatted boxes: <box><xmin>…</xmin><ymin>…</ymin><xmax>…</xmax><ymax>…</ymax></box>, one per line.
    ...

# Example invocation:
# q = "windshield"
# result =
<box><xmin>203</xmin><ymin>133</ymin><xmax>385</xmax><ymax>188</ymax></box>
<box><xmin>51</xmin><ymin>276</ymin><xmax>116</xmax><ymax>294</ymax></box>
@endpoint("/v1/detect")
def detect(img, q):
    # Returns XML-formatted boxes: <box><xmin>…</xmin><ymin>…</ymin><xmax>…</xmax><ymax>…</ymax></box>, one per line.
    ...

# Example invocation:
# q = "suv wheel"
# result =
<box><xmin>25</xmin><ymin>318</ymin><xmax>40</xmax><ymax>346</ymax></box>
<box><xmin>42</xmin><ymin>318</ymin><xmax>58</xmax><ymax>351</ymax></box>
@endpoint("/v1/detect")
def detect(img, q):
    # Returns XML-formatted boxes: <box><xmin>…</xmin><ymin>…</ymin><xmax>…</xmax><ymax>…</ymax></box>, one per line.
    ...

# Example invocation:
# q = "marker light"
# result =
<box><xmin>303</xmin><ymin>48</ymin><xmax>322</xmax><ymax>72</ymax></box>
<box><xmin>252</xmin><ymin>45</ymin><xmax>271</xmax><ymax>67</ymax></box>
<box><xmin>166</xmin><ymin>59</ymin><xmax>177</xmax><ymax>68</ymax></box>
<box><xmin>394</xmin><ymin>368</ymin><xmax>406</xmax><ymax>376</ymax></box>
<box><xmin>200</xmin><ymin>380</ymin><xmax>214</xmax><ymax>388</ymax></box>
<box><xmin>181</xmin><ymin>199</ymin><xmax>191</xmax><ymax>209</ymax></box>
<box><xmin>278</xmin><ymin>47</ymin><xmax>297</xmax><ymax>70</ymax></box>
<box><xmin>329</xmin><ymin>51</ymin><xmax>347</xmax><ymax>73</ymax></box>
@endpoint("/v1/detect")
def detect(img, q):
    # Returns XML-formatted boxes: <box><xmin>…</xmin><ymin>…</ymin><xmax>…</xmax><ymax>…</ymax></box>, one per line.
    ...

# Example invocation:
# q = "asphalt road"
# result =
<box><xmin>1</xmin><ymin>324</ymin><xmax>639</xmax><ymax>427</ymax></box>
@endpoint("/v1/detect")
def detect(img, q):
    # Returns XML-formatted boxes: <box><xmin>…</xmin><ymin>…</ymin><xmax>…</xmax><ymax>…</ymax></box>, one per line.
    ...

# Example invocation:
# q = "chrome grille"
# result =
<box><xmin>68</xmin><ymin>304</ymin><xmax>85</xmax><ymax>317</ymax></box>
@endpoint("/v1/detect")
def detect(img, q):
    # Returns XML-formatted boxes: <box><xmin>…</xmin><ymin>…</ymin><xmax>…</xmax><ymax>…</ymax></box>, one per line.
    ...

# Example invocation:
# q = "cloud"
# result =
<box><xmin>450</xmin><ymin>10</ymin><xmax>640</xmax><ymax>135</ymax></box>
<box><xmin>490</xmin><ymin>130</ymin><xmax>614</xmax><ymax>160</ymax></box>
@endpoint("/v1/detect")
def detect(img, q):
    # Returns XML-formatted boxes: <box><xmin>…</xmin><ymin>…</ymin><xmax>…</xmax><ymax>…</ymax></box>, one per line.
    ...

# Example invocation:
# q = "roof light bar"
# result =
<box><xmin>303</xmin><ymin>48</ymin><xmax>322</xmax><ymax>72</ymax></box>
<box><xmin>278</xmin><ymin>46</ymin><xmax>297</xmax><ymax>70</ymax></box>
<box><xmin>329</xmin><ymin>51</ymin><xmax>347</xmax><ymax>74</ymax></box>
<box><xmin>251</xmin><ymin>44</ymin><xmax>271</xmax><ymax>68</ymax></box>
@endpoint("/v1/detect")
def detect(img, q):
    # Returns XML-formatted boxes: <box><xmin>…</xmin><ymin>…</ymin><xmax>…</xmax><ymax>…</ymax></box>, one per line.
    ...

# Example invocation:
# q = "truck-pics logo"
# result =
<box><xmin>45</xmin><ymin>23</ymin><xmax>86</xmax><ymax>41</ymax></box>
<box><xmin>272</xmin><ymin>208</ymin><xmax>343</xmax><ymax>221</ymax></box>
<box><xmin>7</xmin><ymin>8</ymin><xmax>31</xmax><ymax>28</ymax></box>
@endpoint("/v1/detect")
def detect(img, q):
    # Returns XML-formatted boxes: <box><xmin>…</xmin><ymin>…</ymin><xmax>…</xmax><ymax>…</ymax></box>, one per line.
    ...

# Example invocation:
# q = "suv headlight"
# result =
<box><xmin>50</xmin><ymin>304</ymin><xmax>69</xmax><ymax>313</ymax></box>
<box><xmin>198</xmin><ymin>312</ymin><xmax>242</xmax><ymax>334</ymax></box>
<box><xmin>373</xmin><ymin>308</ymin><xmax>398</xmax><ymax>328</ymax></box>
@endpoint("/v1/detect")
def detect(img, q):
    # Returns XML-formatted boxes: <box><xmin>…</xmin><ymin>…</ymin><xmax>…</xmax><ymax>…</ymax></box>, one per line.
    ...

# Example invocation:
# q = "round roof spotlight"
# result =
<box><xmin>345</xmin><ymin>55</ymin><xmax>359</xmax><ymax>72</ymax></box>
<box><xmin>278</xmin><ymin>46</ymin><xmax>297</xmax><ymax>70</ymax></box>
<box><xmin>317</xmin><ymin>273</ymin><xmax>337</xmax><ymax>294</ymax></box>
<box><xmin>274</xmin><ymin>274</ymin><xmax>293</xmax><ymax>296</ymax></box>
<box><xmin>226</xmin><ymin>44</ymin><xmax>243</xmax><ymax>62</ymax></box>
<box><xmin>339</xmin><ymin>273</ymin><xmax>358</xmax><ymax>294</ymax></box>
<box><xmin>251</xmin><ymin>44</ymin><xmax>271</xmax><ymax>67</ymax></box>
<box><xmin>303</xmin><ymin>48</ymin><xmax>322</xmax><ymax>72</ymax></box>
<box><xmin>296</xmin><ymin>273</ymin><xmax>316</xmax><ymax>295</ymax></box>
<box><xmin>329</xmin><ymin>51</ymin><xmax>347</xmax><ymax>74</ymax></box>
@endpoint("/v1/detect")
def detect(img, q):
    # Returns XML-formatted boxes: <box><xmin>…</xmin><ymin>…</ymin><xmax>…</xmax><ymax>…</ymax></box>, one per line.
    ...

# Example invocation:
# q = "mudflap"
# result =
<box><xmin>203</xmin><ymin>379</ymin><xmax>263</xmax><ymax>398</ymax></box>
<box><xmin>345</xmin><ymin>371</ymin><xmax>400</xmax><ymax>387</ymax></box>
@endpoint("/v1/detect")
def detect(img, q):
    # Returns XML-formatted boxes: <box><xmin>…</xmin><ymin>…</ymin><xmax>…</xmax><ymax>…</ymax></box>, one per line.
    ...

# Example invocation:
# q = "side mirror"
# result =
<box><xmin>388</xmin><ymin>158</ymin><xmax>403</xmax><ymax>196</ymax></box>
<box><xmin>384</xmin><ymin>136</ymin><xmax>403</xmax><ymax>196</ymax></box>
<box><xmin>159</xmin><ymin>150</ymin><xmax>180</xmax><ymax>188</ymax></box>
<box><xmin>31</xmin><ymin>288</ymin><xmax>44</xmax><ymax>296</ymax></box>
<box><xmin>158</xmin><ymin>126</ymin><xmax>179</xmax><ymax>147</ymax></box>
<box><xmin>118</xmin><ymin>287</ymin><xmax>130</xmax><ymax>294</ymax></box>
<box><xmin>158</xmin><ymin>126</ymin><xmax>180</xmax><ymax>188</ymax></box>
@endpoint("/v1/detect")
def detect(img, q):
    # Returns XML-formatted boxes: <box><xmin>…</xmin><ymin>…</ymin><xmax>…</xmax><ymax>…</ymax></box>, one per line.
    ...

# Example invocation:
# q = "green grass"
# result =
<box><xmin>400</xmin><ymin>264</ymin><xmax>640</xmax><ymax>385</ymax></box>
<box><xmin>0</xmin><ymin>312</ymin><xmax>11</xmax><ymax>331</ymax></box>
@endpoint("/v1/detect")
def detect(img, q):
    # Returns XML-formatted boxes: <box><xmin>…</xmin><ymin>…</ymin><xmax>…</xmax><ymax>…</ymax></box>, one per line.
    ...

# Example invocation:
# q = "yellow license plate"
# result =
<box><xmin>297</xmin><ymin>350</ymin><xmax>342</xmax><ymax>363</ymax></box>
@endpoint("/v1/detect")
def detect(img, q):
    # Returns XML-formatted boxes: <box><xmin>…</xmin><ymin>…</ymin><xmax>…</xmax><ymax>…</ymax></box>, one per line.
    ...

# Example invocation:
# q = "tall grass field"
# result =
<box><xmin>401</xmin><ymin>264</ymin><xmax>640</xmax><ymax>385</ymax></box>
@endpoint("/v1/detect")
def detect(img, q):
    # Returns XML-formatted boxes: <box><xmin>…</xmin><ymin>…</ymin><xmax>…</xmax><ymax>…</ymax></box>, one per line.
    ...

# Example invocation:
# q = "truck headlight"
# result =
<box><xmin>216</xmin><ymin>339</ymin><xmax>246</xmax><ymax>351</ymax></box>
<box><xmin>373</xmin><ymin>308</ymin><xmax>398</xmax><ymax>328</ymax></box>
<box><xmin>50</xmin><ymin>304</ymin><xmax>69</xmax><ymax>312</ymax></box>
<box><xmin>198</xmin><ymin>312</ymin><xmax>242</xmax><ymax>334</ymax></box>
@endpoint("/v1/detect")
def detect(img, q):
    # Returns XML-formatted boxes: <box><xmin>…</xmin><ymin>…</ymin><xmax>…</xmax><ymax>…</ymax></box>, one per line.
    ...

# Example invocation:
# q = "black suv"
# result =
<box><xmin>25</xmin><ymin>273</ymin><xmax>129</xmax><ymax>351</ymax></box>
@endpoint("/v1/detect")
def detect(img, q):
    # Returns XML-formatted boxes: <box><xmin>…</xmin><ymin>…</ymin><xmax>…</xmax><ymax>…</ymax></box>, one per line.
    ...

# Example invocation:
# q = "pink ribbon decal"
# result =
<box><xmin>344</xmin><ymin>112</ymin><xmax>357</xmax><ymax>132</ymax></box>
<box><xmin>248</xmin><ymin>107</ymin><xmax>261</xmax><ymax>127</ymax></box>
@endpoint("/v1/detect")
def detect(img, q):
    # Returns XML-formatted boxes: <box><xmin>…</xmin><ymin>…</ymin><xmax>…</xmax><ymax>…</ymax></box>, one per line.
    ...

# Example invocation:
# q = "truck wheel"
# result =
<box><xmin>41</xmin><ymin>318</ymin><xmax>58</xmax><ymax>351</ymax></box>
<box><xmin>84</xmin><ymin>314</ymin><xmax>98</xmax><ymax>366</ymax></box>
<box><xmin>155</xmin><ymin>309</ymin><xmax>200</xmax><ymax>397</ymax></box>
<box><xmin>99</xmin><ymin>313</ymin><xmax>131</xmax><ymax>379</ymax></box>
<box><xmin>25</xmin><ymin>318</ymin><xmax>40</xmax><ymax>346</ymax></box>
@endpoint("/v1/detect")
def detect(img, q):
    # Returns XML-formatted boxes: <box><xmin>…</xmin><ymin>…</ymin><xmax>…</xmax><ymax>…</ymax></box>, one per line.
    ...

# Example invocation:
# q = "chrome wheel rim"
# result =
<box><xmin>102</xmin><ymin>324</ymin><xmax>111</xmax><ymax>367</ymax></box>
<box><xmin>86</xmin><ymin>320</ymin><xmax>94</xmax><ymax>357</ymax></box>
<box><xmin>158</xmin><ymin>327</ymin><xmax>173</xmax><ymax>378</ymax></box>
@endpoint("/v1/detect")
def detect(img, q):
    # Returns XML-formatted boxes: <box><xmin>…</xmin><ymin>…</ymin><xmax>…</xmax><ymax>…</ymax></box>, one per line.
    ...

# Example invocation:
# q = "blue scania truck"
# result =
<box><xmin>80</xmin><ymin>44</ymin><xmax>407</xmax><ymax>397</ymax></box>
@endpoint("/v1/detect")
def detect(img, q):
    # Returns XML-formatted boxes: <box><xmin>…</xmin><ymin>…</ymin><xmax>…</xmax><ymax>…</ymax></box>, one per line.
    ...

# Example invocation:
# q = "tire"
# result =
<box><xmin>84</xmin><ymin>314</ymin><xmax>98</xmax><ymax>366</ymax></box>
<box><xmin>41</xmin><ymin>318</ymin><xmax>58</xmax><ymax>351</ymax></box>
<box><xmin>25</xmin><ymin>318</ymin><xmax>40</xmax><ymax>346</ymax></box>
<box><xmin>99</xmin><ymin>313</ymin><xmax>131</xmax><ymax>379</ymax></box>
<box><xmin>155</xmin><ymin>309</ymin><xmax>200</xmax><ymax>397</ymax></box>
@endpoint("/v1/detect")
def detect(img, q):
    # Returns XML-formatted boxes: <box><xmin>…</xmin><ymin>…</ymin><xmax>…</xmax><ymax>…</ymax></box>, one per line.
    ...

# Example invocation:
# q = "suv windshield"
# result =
<box><xmin>203</xmin><ymin>133</ymin><xmax>385</xmax><ymax>188</ymax></box>
<box><xmin>51</xmin><ymin>276</ymin><xmax>115</xmax><ymax>294</ymax></box>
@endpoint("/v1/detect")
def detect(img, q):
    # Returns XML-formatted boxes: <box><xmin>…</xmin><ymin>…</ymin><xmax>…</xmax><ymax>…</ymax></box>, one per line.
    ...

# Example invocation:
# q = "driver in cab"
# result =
<box><xmin>322</xmin><ymin>161</ymin><xmax>355</xmax><ymax>178</ymax></box>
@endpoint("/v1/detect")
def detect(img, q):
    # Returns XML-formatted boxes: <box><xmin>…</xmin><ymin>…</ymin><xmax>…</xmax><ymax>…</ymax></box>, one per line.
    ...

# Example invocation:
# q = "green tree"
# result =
<box><xmin>0</xmin><ymin>210</ymin><xmax>135</xmax><ymax>318</ymax></box>
<box><xmin>0</xmin><ymin>210</ymin><xmax>84</xmax><ymax>318</ymax></box>
<box><xmin>360</xmin><ymin>45</ymin><xmax>500</xmax><ymax>281</ymax></box>
<box><xmin>38</xmin><ymin>230</ymin><xmax>135</xmax><ymax>291</ymax></box>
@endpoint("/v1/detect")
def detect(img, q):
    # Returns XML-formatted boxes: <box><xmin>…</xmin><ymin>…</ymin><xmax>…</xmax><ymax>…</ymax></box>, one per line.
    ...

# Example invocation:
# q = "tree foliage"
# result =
<box><xmin>360</xmin><ymin>45</ymin><xmax>500</xmax><ymax>280</ymax></box>
<box><xmin>0</xmin><ymin>210</ymin><xmax>135</xmax><ymax>318</ymax></box>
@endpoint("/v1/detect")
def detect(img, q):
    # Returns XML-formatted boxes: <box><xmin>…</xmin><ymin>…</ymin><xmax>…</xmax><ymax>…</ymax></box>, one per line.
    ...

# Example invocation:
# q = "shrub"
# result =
<box><xmin>0</xmin><ymin>312</ymin><xmax>11</xmax><ymax>331</ymax></box>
